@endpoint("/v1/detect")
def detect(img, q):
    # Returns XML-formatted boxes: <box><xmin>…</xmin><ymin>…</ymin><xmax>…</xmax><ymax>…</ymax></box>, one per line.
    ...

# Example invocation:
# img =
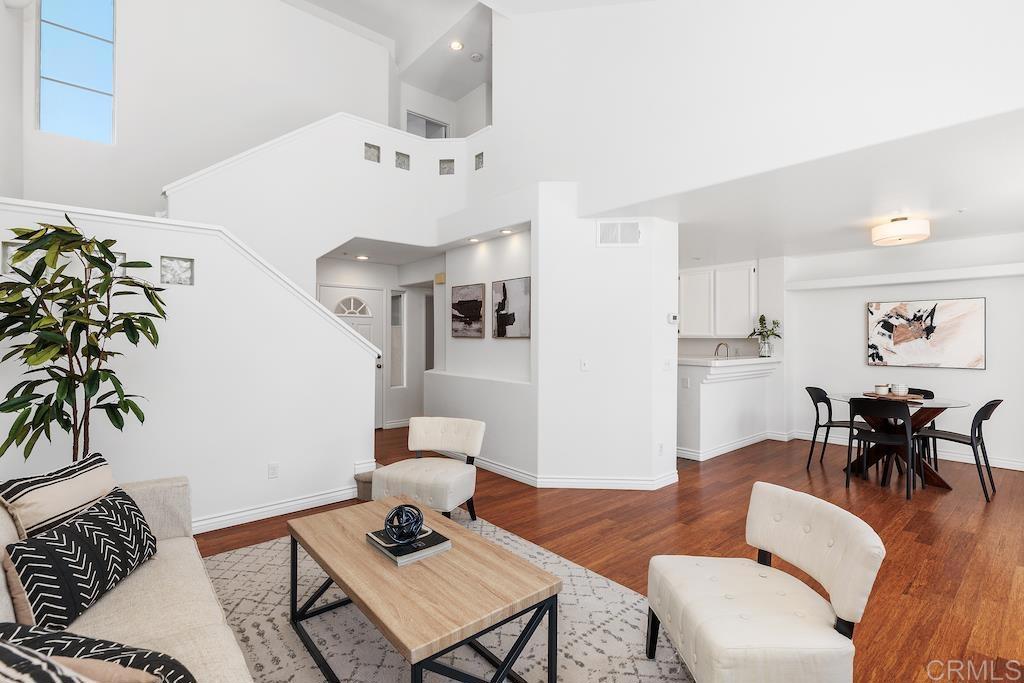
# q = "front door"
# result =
<box><xmin>318</xmin><ymin>285</ymin><xmax>384</xmax><ymax>429</ymax></box>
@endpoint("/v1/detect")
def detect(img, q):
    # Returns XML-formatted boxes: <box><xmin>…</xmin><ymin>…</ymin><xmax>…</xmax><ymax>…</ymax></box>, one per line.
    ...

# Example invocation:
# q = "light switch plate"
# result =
<box><xmin>580</xmin><ymin>359</ymin><xmax>590</xmax><ymax>372</ymax></box>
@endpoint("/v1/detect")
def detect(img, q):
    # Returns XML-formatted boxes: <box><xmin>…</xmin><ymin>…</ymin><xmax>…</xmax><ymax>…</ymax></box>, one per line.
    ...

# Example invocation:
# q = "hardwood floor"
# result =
<box><xmin>197</xmin><ymin>428</ymin><xmax>1024</xmax><ymax>682</ymax></box>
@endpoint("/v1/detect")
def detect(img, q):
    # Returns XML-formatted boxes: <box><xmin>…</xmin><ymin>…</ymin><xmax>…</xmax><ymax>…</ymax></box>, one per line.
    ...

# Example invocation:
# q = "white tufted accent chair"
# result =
<box><xmin>371</xmin><ymin>417</ymin><xmax>485</xmax><ymax>520</ymax></box>
<box><xmin>646</xmin><ymin>482</ymin><xmax>886</xmax><ymax>683</ymax></box>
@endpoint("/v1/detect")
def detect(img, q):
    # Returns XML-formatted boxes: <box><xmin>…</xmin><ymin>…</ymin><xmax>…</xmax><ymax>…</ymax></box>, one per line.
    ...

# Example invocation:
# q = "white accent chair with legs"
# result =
<box><xmin>646</xmin><ymin>482</ymin><xmax>886</xmax><ymax>683</ymax></box>
<box><xmin>371</xmin><ymin>417</ymin><xmax>485</xmax><ymax>520</ymax></box>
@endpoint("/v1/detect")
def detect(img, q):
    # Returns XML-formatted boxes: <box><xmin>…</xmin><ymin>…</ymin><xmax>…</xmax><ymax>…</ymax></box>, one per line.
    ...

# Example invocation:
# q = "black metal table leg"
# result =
<box><xmin>289</xmin><ymin>536</ymin><xmax>352</xmax><ymax>683</ymax></box>
<box><xmin>548</xmin><ymin>595</ymin><xmax>557</xmax><ymax>683</ymax></box>
<box><xmin>290</xmin><ymin>534</ymin><xmax>558</xmax><ymax>683</ymax></box>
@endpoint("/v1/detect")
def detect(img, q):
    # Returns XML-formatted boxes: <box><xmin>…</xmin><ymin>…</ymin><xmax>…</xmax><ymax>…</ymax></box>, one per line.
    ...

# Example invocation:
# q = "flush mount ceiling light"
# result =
<box><xmin>356</xmin><ymin>255</ymin><xmax>369</xmax><ymax>260</ymax></box>
<box><xmin>449</xmin><ymin>40</ymin><xmax>464</xmax><ymax>51</ymax></box>
<box><xmin>871</xmin><ymin>217</ymin><xmax>930</xmax><ymax>246</ymax></box>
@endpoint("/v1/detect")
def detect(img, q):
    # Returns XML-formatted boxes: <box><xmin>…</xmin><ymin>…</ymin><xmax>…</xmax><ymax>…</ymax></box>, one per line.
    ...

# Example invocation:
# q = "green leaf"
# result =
<box><xmin>123</xmin><ymin>318</ymin><xmax>139</xmax><ymax>344</ymax></box>
<box><xmin>25</xmin><ymin>345</ymin><xmax>62</xmax><ymax>366</ymax></box>
<box><xmin>8</xmin><ymin>408</ymin><xmax>30</xmax><ymax>441</ymax></box>
<box><xmin>54</xmin><ymin>378</ymin><xmax>68</xmax><ymax>404</ymax></box>
<box><xmin>123</xmin><ymin>398</ymin><xmax>144</xmax><ymax>424</ymax></box>
<box><xmin>44</xmin><ymin>242</ymin><xmax>60</xmax><ymax>269</ymax></box>
<box><xmin>35</xmin><ymin>330</ymin><xmax>66</xmax><ymax>345</ymax></box>
<box><xmin>23</xmin><ymin>427</ymin><xmax>44</xmax><ymax>458</ymax></box>
<box><xmin>0</xmin><ymin>394</ymin><xmax>40</xmax><ymax>412</ymax></box>
<box><xmin>118</xmin><ymin>261</ymin><xmax>152</xmax><ymax>269</ymax></box>
<box><xmin>84</xmin><ymin>371</ymin><xmax>101</xmax><ymax>398</ymax></box>
<box><xmin>104</xmin><ymin>405</ymin><xmax>124</xmax><ymax>430</ymax></box>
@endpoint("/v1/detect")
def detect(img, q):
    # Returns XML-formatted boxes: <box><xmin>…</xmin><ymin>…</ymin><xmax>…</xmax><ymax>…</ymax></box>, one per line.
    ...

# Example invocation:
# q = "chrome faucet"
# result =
<box><xmin>714</xmin><ymin>342</ymin><xmax>730</xmax><ymax>358</ymax></box>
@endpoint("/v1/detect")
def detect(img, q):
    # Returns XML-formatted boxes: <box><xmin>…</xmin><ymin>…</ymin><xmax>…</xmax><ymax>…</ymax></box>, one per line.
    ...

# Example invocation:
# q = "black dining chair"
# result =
<box><xmin>805</xmin><ymin>387</ymin><xmax>869</xmax><ymax>469</ymax></box>
<box><xmin>848</xmin><ymin>398</ymin><xmax>916</xmax><ymax>499</ymax></box>
<box><xmin>916</xmin><ymin>400</ymin><xmax>1002</xmax><ymax>502</ymax></box>
<box><xmin>909</xmin><ymin>387</ymin><xmax>939</xmax><ymax>470</ymax></box>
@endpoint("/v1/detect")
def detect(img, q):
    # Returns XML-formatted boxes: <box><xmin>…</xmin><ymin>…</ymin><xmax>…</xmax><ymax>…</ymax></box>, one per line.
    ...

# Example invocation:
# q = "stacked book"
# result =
<box><xmin>366</xmin><ymin>526</ymin><xmax>451</xmax><ymax>566</ymax></box>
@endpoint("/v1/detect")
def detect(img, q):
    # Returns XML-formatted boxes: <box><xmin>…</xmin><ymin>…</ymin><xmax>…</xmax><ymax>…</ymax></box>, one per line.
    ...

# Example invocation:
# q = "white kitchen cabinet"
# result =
<box><xmin>679</xmin><ymin>269</ymin><xmax>714</xmax><ymax>336</ymax></box>
<box><xmin>679</xmin><ymin>261</ymin><xmax>757</xmax><ymax>337</ymax></box>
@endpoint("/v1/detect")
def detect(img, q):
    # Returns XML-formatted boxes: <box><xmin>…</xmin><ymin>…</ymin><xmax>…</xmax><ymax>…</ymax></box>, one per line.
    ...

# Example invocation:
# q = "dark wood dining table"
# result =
<box><xmin>827</xmin><ymin>393</ymin><xmax>971</xmax><ymax>490</ymax></box>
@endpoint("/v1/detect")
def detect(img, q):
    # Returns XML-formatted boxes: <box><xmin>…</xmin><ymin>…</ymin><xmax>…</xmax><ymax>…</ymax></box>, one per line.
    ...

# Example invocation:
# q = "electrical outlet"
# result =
<box><xmin>658</xmin><ymin>442</ymin><xmax>664</xmax><ymax>457</ymax></box>
<box><xmin>580</xmin><ymin>359</ymin><xmax>590</xmax><ymax>372</ymax></box>
<box><xmin>268</xmin><ymin>463</ymin><xmax>279</xmax><ymax>479</ymax></box>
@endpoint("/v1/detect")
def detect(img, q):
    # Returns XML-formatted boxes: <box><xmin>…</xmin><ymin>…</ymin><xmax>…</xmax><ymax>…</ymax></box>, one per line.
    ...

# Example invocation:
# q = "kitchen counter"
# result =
<box><xmin>678</xmin><ymin>355</ymin><xmax>781</xmax><ymax>367</ymax></box>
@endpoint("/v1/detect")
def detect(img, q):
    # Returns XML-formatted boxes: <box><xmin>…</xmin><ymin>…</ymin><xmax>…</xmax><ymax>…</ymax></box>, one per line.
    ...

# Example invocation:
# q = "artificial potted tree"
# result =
<box><xmin>748</xmin><ymin>314</ymin><xmax>781</xmax><ymax>358</ymax></box>
<box><xmin>0</xmin><ymin>216</ymin><xmax>166</xmax><ymax>461</ymax></box>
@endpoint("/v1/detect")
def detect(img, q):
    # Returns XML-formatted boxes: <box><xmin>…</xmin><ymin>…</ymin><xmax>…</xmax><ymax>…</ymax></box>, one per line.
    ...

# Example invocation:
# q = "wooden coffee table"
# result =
<box><xmin>287</xmin><ymin>497</ymin><xmax>562</xmax><ymax>683</ymax></box>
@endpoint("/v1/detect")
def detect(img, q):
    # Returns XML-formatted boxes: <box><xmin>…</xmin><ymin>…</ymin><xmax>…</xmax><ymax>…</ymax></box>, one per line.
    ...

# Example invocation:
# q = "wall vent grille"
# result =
<box><xmin>597</xmin><ymin>221</ymin><xmax>641</xmax><ymax>246</ymax></box>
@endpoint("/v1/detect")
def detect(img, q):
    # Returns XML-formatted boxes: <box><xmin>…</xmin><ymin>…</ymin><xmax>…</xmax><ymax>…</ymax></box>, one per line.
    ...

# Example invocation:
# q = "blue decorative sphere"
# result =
<box><xmin>384</xmin><ymin>504</ymin><xmax>424</xmax><ymax>545</ymax></box>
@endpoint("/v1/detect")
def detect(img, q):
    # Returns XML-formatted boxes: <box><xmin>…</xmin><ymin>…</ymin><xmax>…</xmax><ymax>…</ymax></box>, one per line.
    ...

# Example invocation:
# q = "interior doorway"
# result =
<box><xmin>406</xmin><ymin>111</ymin><xmax>449</xmax><ymax>139</ymax></box>
<box><xmin>317</xmin><ymin>284</ymin><xmax>385</xmax><ymax>429</ymax></box>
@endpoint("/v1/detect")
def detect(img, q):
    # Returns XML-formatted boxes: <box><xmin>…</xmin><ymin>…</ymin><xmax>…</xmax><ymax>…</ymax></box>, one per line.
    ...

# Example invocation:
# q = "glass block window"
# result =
<box><xmin>395</xmin><ymin>151</ymin><xmax>410</xmax><ymax>170</ymax></box>
<box><xmin>160</xmin><ymin>256</ymin><xmax>194</xmax><ymax>285</ymax></box>
<box><xmin>39</xmin><ymin>0</ymin><xmax>115</xmax><ymax>144</ymax></box>
<box><xmin>439</xmin><ymin>159</ymin><xmax>455</xmax><ymax>176</ymax></box>
<box><xmin>364</xmin><ymin>143</ymin><xmax>380</xmax><ymax>162</ymax></box>
<box><xmin>475</xmin><ymin>152</ymin><xmax>484</xmax><ymax>170</ymax></box>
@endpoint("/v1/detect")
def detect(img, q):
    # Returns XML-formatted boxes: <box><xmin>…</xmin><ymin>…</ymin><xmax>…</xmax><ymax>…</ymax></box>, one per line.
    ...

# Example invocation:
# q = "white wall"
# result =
<box><xmin>0</xmin><ymin>6</ymin><xmax>22</xmax><ymax>198</ymax></box>
<box><xmin>784</xmin><ymin>233</ymin><xmax>1024</xmax><ymax>471</ymax></box>
<box><xmin>166</xmin><ymin>114</ymin><xmax>472</xmax><ymax>293</ymax></box>
<box><xmin>0</xmin><ymin>197</ymin><xmax>377</xmax><ymax>531</ymax></box>
<box><xmin>486</xmin><ymin>0</ymin><xmax>1024</xmax><ymax>217</ymax></box>
<box><xmin>533</xmin><ymin>185</ymin><xmax>678</xmax><ymax>486</ymax></box>
<box><xmin>454</xmin><ymin>83</ymin><xmax>491</xmax><ymax>138</ymax></box>
<box><xmin>17</xmin><ymin>0</ymin><xmax>390</xmax><ymax>216</ymax></box>
<box><xmin>443</xmin><ymin>231</ymin><xmax>532</xmax><ymax>382</ymax></box>
<box><xmin>316</xmin><ymin>257</ymin><xmax>427</xmax><ymax>427</ymax></box>
<box><xmin>400</xmin><ymin>82</ymin><xmax>458</xmax><ymax>134</ymax></box>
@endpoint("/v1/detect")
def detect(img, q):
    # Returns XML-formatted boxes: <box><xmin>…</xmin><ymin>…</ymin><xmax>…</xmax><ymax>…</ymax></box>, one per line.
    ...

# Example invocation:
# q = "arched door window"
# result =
<box><xmin>335</xmin><ymin>296</ymin><xmax>371</xmax><ymax>317</ymax></box>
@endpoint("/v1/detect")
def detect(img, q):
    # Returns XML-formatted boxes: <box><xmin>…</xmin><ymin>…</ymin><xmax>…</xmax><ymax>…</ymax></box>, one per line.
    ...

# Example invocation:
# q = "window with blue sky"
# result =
<box><xmin>39</xmin><ymin>0</ymin><xmax>114</xmax><ymax>144</ymax></box>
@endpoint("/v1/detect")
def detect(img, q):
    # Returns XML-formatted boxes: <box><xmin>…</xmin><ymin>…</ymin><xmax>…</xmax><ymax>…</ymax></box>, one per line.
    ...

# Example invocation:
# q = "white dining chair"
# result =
<box><xmin>646</xmin><ymin>482</ymin><xmax>886</xmax><ymax>683</ymax></box>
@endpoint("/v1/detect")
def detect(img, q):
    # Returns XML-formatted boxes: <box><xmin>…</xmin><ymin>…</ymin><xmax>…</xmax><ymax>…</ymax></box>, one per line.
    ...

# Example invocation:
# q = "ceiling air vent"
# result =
<box><xmin>597</xmin><ymin>221</ymin><xmax>641</xmax><ymax>247</ymax></box>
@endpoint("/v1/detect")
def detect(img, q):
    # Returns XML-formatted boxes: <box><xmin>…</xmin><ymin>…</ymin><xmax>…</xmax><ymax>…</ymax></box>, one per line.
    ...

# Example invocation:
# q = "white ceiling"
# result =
<box><xmin>599</xmin><ymin>109</ymin><xmax>1024</xmax><ymax>265</ymax></box>
<box><xmin>321</xmin><ymin>238</ymin><xmax>443</xmax><ymax>266</ymax></box>
<box><xmin>402</xmin><ymin>3</ymin><xmax>492</xmax><ymax>101</ymax></box>
<box><xmin>483</xmin><ymin>0</ymin><xmax>655</xmax><ymax>15</ymax></box>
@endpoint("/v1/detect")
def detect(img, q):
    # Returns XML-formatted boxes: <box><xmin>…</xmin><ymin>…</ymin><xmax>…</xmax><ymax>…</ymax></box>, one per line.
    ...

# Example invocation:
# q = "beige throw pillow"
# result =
<box><xmin>0</xmin><ymin>454</ymin><xmax>115</xmax><ymax>538</ymax></box>
<box><xmin>52</xmin><ymin>657</ymin><xmax>160</xmax><ymax>683</ymax></box>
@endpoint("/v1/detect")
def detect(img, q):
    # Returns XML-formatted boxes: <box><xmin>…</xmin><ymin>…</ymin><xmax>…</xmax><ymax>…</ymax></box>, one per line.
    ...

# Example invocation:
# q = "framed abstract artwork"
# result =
<box><xmin>451</xmin><ymin>283</ymin><xmax>485</xmax><ymax>338</ymax></box>
<box><xmin>867</xmin><ymin>298</ymin><xmax>985</xmax><ymax>369</ymax></box>
<box><xmin>492</xmin><ymin>277</ymin><xmax>531</xmax><ymax>338</ymax></box>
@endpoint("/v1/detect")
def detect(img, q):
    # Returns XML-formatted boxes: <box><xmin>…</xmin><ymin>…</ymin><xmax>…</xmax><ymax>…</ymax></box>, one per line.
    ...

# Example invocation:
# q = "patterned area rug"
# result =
<box><xmin>204</xmin><ymin>509</ymin><xmax>694</xmax><ymax>682</ymax></box>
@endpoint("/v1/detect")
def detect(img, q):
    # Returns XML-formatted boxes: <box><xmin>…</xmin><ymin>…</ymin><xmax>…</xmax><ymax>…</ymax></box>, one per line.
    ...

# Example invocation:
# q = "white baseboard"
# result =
<box><xmin>787</xmin><ymin>429</ymin><xmax>1024</xmax><ymax>472</ymax></box>
<box><xmin>192</xmin><ymin>485</ymin><xmax>357</xmax><ymax>534</ymax></box>
<box><xmin>474</xmin><ymin>456</ymin><xmax>538</xmax><ymax>486</ymax></box>
<box><xmin>353</xmin><ymin>459</ymin><xmax>376</xmax><ymax>474</ymax></box>
<box><xmin>677</xmin><ymin>432</ymin><xmax>772</xmax><ymax>461</ymax></box>
<box><xmin>535</xmin><ymin>470</ymin><xmax>679</xmax><ymax>490</ymax></box>
<box><xmin>384</xmin><ymin>419</ymin><xmax>409</xmax><ymax>429</ymax></box>
<box><xmin>475</xmin><ymin>457</ymin><xmax>679</xmax><ymax>490</ymax></box>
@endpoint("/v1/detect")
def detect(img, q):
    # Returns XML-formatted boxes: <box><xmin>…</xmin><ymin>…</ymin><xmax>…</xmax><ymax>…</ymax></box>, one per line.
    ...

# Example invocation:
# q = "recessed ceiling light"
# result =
<box><xmin>449</xmin><ymin>40</ymin><xmax>464</xmax><ymax>51</ymax></box>
<box><xmin>468</xmin><ymin>238</ymin><xmax>480</xmax><ymax>243</ymax></box>
<box><xmin>500</xmin><ymin>229</ymin><xmax>513</xmax><ymax>235</ymax></box>
<box><xmin>356</xmin><ymin>255</ymin><xmax>369</xmax><ymax>260</ymax></box>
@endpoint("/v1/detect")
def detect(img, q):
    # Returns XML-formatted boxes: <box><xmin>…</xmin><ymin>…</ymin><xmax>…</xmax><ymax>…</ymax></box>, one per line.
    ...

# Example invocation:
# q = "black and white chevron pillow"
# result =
<box><xmin>2</xmin><ymin>488</ymin><xmax>157</xmax><ymax>631</ymax></box>
<box><xmin>0</xmin><ymin>638</ymin><xmax>86</xmax><ymax>682</ymax></box>
<box><xmin>0</xmin><ymin>623</ymin><xmax>195</xmax><ymax>683</ymax></box>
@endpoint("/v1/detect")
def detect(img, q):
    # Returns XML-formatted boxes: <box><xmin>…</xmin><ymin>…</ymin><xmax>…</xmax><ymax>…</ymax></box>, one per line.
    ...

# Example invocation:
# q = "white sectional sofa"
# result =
<box><xmin>0</xmin><ymin>477</ymin><xmax>253</xmax><ymax>682</ymax></box>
